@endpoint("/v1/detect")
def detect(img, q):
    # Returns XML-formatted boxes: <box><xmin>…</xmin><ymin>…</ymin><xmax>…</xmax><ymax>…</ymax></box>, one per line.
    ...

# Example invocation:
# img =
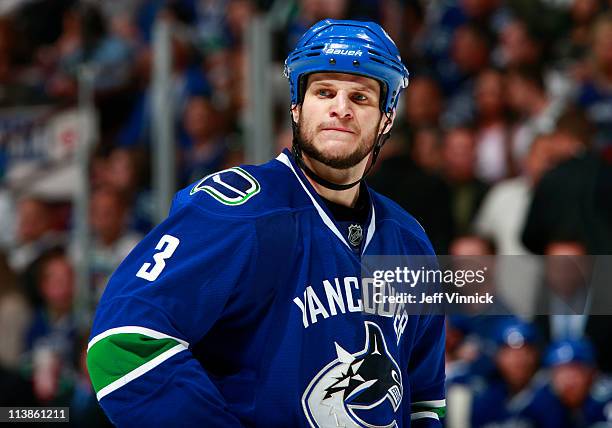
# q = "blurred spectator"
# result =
<box><xmin>473</xmin><ymin>68</ymin><xmax>513</xmax><ymax>183</ymax></box>
<box><xmin>522</xmin><ymin>108</ymin><xmax>612</xmax><ymax>254</ymax></box>
<box><xmin>445</xmin><ymin>314</ymin><xmax>490</xmax><ymax>385</ymax></box>
<box><xmin>205</xmin><ymin>1</ymin><xmax>256</xmax><ymax>118</ymax></box>
<box><xmin>133</xmin><ymin>0</ymin><xmax>197</xmax><ymax>45</ymax></box>
<box><xmin>0</xmin><ymin>251</ymin><xmax>31</xmax><ymax>370</ymax></box>
<box><xmin>440</xmin><ymin>22</ymin><xmax>494</xmax><ymax>127</ymax></box>
<box><xmin>446</xmin><ymin>315</ymin><xmax>474</xmax><ymax>375</ymax></box>
<box><xmin>102</xmin><ymin>147</ymin><xmax>154</xmax><ymax>234</ymax></box>
<box><xmin>284</xmin><ymin>0</ymin><xmax>349</xmax><ymax>55</ymax></box>
<box><xmin>403</xmin><ymin>76</ymin><xmax>443</xmax><ymax>129</ymax></box>
<box><xmin>495</xmin><ymin>18</ymin><xmax>542</xmax><ymax>69</ymax></box>
<box><xmin>467</xmin><ymin>320</ymin><xmax>542</xmax><ymax>428</ymax></box>
<box><xmin>227</xmin><ymin>47</ymin><xmax>250</xmax><ymax>119</ymax></box>
<box><xmin>449</xmin><ymin>233</ymin><xmax>496</xmax><ymax>257</ymax></box>
<box><xmin>535</xmin><ymin>240</ymin><xmax>612</xmax><ymax>373</ymax></box>
<box><xmin>225</xmin><ymin>0</ymin><xmax>257</xmax><ymax>47</ymax></box>
<box><xmin>518</xmin><ymin>339</ymin><xmax>612</xmax><ymax>427</ymax></box>
<box><xmin>418</xmin><ymin>0</ymin><xmax>505</xmax><ymax>72</ymax></box>
<box><xmin>369</xmin><ymin>144</ymin><xmax>454</xmax><ymax>254</ymax></box>
<box><xmin>442</xmin><ymin>127</ymin><xmax>489</xmax><ymax>237</ymax></box>
<box><xmin>473</xmin><ymin>134</ymin><xmax>558</xmax><ymax>315</ymax></box>
<box><xmin>452</xmin><ymin>22</ymin><xmax>494</xmax><ymax>79</ymax></box>
<box><xmin>192</xmin><ymin>0</ymin><xmax>230</xmax><ymax>53</ymax></box>
<box><xmin>9</xmin><ymin>196</ymin><xmax>65</xmax><ymax>275</ymax></box>
<box><xmin>180</xmin><ymin>94</ymin><xmax>230</xmax><ymax>185</ymax></box>
<box><xmin>88</xmin><ymin>186</ymin><xmax>142</xmax><ymax>299</ymax></box>
<box><xmin>554</xmin><ymin>0</ymin><xmax>603</xmax><ymax>67</ymax></box>
<box><xmin>548</xmin><ymin>108</ymin><xmax>593</xmax><ymax>161</ymax></box>
<box><xmin>411</xmin><ymin>126</ymin><xmax>443</xmax><ymax>174</ymax></box>
<box><xmin>461</xmin><ymin>0</ymin><xmax>506</xmax><ymax>25</ymax></box>
<box><xmin>538</xmin><ymin>241</ymin><xmax>591</xmax><ymax>322</ymax></box>
<box><xmin>506</xmin><ymin>65</ymin><xmax>566</xmax><ymax>167</ymax></box>
<box><xmin>10</xmin><ymin>0</ymin><xmax>75</xmax><ymax>54</ymax></box>
<box><xmin>89</xmin><ymin>146</ymin><xmax>110</xmax><ymax>190</ymax></box>
<box><xmin>394</xmin><ymin>0</ymin><xmax>426</xmax><ymax>65</ymax></box>
<box><xmin>25</xmin><ymin>248</ymin><xmax>77</xmax><ymax>405</ymax></box>
<box><xmin>0</xmin><ymin>17</ymin><xmax>25</xmax><ymax>106</ymax></box>
<box><xmin>447</xmin><ymin>234</ymin><xmax>509</xmax><ymax>318</ymax></box>
<box><xmin>575</xmin><ymin>12</ymin><xmax>612</xmax><ymax>150</ymax></box>
<box><xmin>203</xmin><ymin>45</ymin><xmax>236</xmax><ymax>111</ymax></box>
<box><xmin>97</xmin><ymin>0</ymin><xmax>142</xmax><ymax>46</ymax></box>
<box><xmin>116</xmin><ymin>19</ymin><xmax>210</xmax><ymax>148</ymax></box>
<box><xmin>41</xmin><ymin>3</ymin><xmax>135</xmax><ymax>100</ymax></box>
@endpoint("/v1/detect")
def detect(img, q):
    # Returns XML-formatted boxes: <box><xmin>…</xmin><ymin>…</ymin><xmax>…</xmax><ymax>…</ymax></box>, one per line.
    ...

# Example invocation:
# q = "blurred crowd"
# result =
<box><xmin>0</xmin><ymin>0</ymin><xmax>611</xmax><ymax>426</ymax></box>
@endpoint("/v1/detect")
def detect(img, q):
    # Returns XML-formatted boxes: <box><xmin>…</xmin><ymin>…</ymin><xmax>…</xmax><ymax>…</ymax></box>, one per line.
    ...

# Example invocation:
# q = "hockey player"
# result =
<box><xmin>87</xmin><ymin>19</ymin><xmax>445</xmax><ymax>427</ymax></box>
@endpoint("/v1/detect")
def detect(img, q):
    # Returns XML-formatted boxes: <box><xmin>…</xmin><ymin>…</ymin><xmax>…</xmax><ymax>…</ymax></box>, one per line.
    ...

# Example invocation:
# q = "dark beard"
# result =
<box><xmin>294</xmin><ymin>120</ymin><xmax>377</xmax><ymax>170</ymax></box>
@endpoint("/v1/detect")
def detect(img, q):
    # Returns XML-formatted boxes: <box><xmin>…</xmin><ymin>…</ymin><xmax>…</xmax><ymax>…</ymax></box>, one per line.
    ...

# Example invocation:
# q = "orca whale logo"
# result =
<box><xmin>302</xmin><ymin>321</ymin><xmax>403</xmax><ymax>428</ymax></box>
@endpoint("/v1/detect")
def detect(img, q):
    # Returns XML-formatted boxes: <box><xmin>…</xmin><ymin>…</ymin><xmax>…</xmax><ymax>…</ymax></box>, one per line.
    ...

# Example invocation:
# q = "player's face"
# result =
<box><xmin>292</xmin><ymin>73</ymin><xmax>390</xmax><ymax>170</ymax></box>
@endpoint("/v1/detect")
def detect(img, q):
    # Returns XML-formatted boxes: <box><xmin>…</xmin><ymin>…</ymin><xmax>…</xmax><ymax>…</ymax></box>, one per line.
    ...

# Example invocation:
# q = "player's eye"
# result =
<box><xmin>352</xmin><ymin>93</ymin><xmax>367</xmax><ymax>102</ymax></box>
<box><xmin>317</xmin><ymin>88</ymin><xmax>332</xmax><ymax>97</ymax></box>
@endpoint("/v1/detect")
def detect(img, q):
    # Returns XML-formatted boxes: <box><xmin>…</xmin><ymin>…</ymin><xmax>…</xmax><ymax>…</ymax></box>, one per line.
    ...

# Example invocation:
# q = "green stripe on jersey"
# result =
<box><xmin>411</xmin><ymin>404</ymin><xmax>446</xmax><ymax>418</ymax></box>
<box><xmin>87</xmin><ymin>333</ymin><xmax>181</xmax><ymax>394</ymax></box>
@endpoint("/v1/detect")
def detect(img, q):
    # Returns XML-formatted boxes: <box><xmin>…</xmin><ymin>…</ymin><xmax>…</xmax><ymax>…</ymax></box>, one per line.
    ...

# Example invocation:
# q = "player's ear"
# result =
<box><xmin>291</xmin><ymin>104</ymin><xmax>301</xmax><ymax>124</ymax></box>
<box><xmin>379</xmin><ymin>110</ymin><xmax>396</xmax><ymax>135</ymax></box>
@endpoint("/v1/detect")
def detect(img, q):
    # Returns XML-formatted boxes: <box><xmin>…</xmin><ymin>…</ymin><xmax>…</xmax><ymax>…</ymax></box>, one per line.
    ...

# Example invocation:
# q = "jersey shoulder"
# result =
<box><xmin>171</xmin><ymin>156</ymin><xmax>311</xmax><ymax>219</ymax></box>
<box><xmin>369</xmin><ymin>187</ymin><xmax>435</xmax><ymax>254</ymax></box>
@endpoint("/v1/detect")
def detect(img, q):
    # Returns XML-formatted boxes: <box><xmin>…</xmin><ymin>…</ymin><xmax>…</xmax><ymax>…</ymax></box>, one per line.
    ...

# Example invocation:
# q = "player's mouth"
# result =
<box><xmin>321</xmin><ymin>127</ymin><xmax>355</xmax><ymax>134</ymax></box>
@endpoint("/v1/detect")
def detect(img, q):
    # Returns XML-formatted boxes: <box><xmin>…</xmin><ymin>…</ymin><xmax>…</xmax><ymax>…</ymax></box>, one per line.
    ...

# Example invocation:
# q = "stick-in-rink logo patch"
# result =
<box><xmin>190</xmin><ymin>167</ymin><xmax>260</xmax><ymax>205</ymax></box>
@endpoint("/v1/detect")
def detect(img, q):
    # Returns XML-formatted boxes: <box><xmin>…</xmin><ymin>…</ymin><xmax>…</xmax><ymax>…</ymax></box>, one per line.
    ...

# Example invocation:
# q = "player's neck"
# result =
<box><xmin>301</xmin><ymin>156</ymin><xmax>364</xmax><ymax>207</ymax></box>
<box><xmin>311</xmin><ymin>179</ymin><xmax>360</xmax><ymax>207</ymax></box>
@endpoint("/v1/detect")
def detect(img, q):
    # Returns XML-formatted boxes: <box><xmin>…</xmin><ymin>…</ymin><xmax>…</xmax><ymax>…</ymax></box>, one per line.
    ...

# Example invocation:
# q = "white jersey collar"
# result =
<box><xmin>276</xmin><ymin>150</ymin><xmax>377</xmax><ymax>254</ymax></box>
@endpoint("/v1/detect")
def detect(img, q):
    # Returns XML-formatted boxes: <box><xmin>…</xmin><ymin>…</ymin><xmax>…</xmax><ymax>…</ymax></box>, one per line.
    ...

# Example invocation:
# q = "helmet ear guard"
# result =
<box><xmin>285</xmin><ymin>19</ymin><xmax>409</xmax><ymax>191</ymax></box>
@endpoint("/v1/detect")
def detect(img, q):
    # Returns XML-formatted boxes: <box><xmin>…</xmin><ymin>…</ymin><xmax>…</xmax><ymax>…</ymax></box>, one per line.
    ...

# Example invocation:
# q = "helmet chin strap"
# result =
<box><xmin>290</xmin><ymin>112</ymin><xmax>392</xmax><ymax>191</ymax></box>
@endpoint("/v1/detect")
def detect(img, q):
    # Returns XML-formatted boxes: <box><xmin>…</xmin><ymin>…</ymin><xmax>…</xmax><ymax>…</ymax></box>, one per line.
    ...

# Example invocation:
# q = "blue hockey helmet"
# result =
<box><xmin>284</xmin><ymin>19</ymin><xmax>409</xmax><ymax>113</ymax></box>
<box><xmin>544</xmin><ymin>339</ymin><xmax>596</xmax><ymax>368</ymax></box>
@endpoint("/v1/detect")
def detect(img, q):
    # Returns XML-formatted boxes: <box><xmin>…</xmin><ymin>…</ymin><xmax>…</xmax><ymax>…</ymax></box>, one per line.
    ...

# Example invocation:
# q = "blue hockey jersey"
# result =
<box><xmin>87</xmin><ymin>149</ymin><xmax>446</xmax><ymax>427</ymax></box>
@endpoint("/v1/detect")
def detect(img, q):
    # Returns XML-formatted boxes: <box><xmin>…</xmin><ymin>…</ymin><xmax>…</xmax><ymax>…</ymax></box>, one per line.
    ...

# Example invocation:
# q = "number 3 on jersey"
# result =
<box><xmin>136</xmin><ymin>234</ymin><xmax>180</xmax><ymax>282</ymax></box>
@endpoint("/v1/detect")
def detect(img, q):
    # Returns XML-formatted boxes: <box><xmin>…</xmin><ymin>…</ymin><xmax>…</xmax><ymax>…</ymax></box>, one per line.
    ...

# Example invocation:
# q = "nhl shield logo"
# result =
<box><xmin>348</xmin><ymin>224</ymin><xmax>363</xmax><ymax>247</ymax></box>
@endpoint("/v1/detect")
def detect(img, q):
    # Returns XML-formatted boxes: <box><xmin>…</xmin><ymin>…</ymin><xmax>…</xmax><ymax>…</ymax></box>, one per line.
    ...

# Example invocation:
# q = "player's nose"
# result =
<box><xmin>329</xmin><ymin>90</ymin><xmax>353</xmax><ymax>119</ymax></box>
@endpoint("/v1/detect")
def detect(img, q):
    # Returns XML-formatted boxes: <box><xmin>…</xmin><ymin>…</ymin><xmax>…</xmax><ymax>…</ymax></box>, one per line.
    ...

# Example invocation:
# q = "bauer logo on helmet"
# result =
<box><xmin>323</xmin><ymin>48</ymin><xmax>363</xmax><ymax>56</ymax></box>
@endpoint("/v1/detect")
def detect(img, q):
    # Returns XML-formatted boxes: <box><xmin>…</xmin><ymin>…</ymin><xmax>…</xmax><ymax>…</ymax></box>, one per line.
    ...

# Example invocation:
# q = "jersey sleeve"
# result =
<box><xmin>86</xmin><ymin>202</ymin><xmax>257</xmax><ymax>427</ymax></box>
<box><xmin>407</xmin><ymin>314</ymin><xmax>446</xmax><ymax>427</ymax></box>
